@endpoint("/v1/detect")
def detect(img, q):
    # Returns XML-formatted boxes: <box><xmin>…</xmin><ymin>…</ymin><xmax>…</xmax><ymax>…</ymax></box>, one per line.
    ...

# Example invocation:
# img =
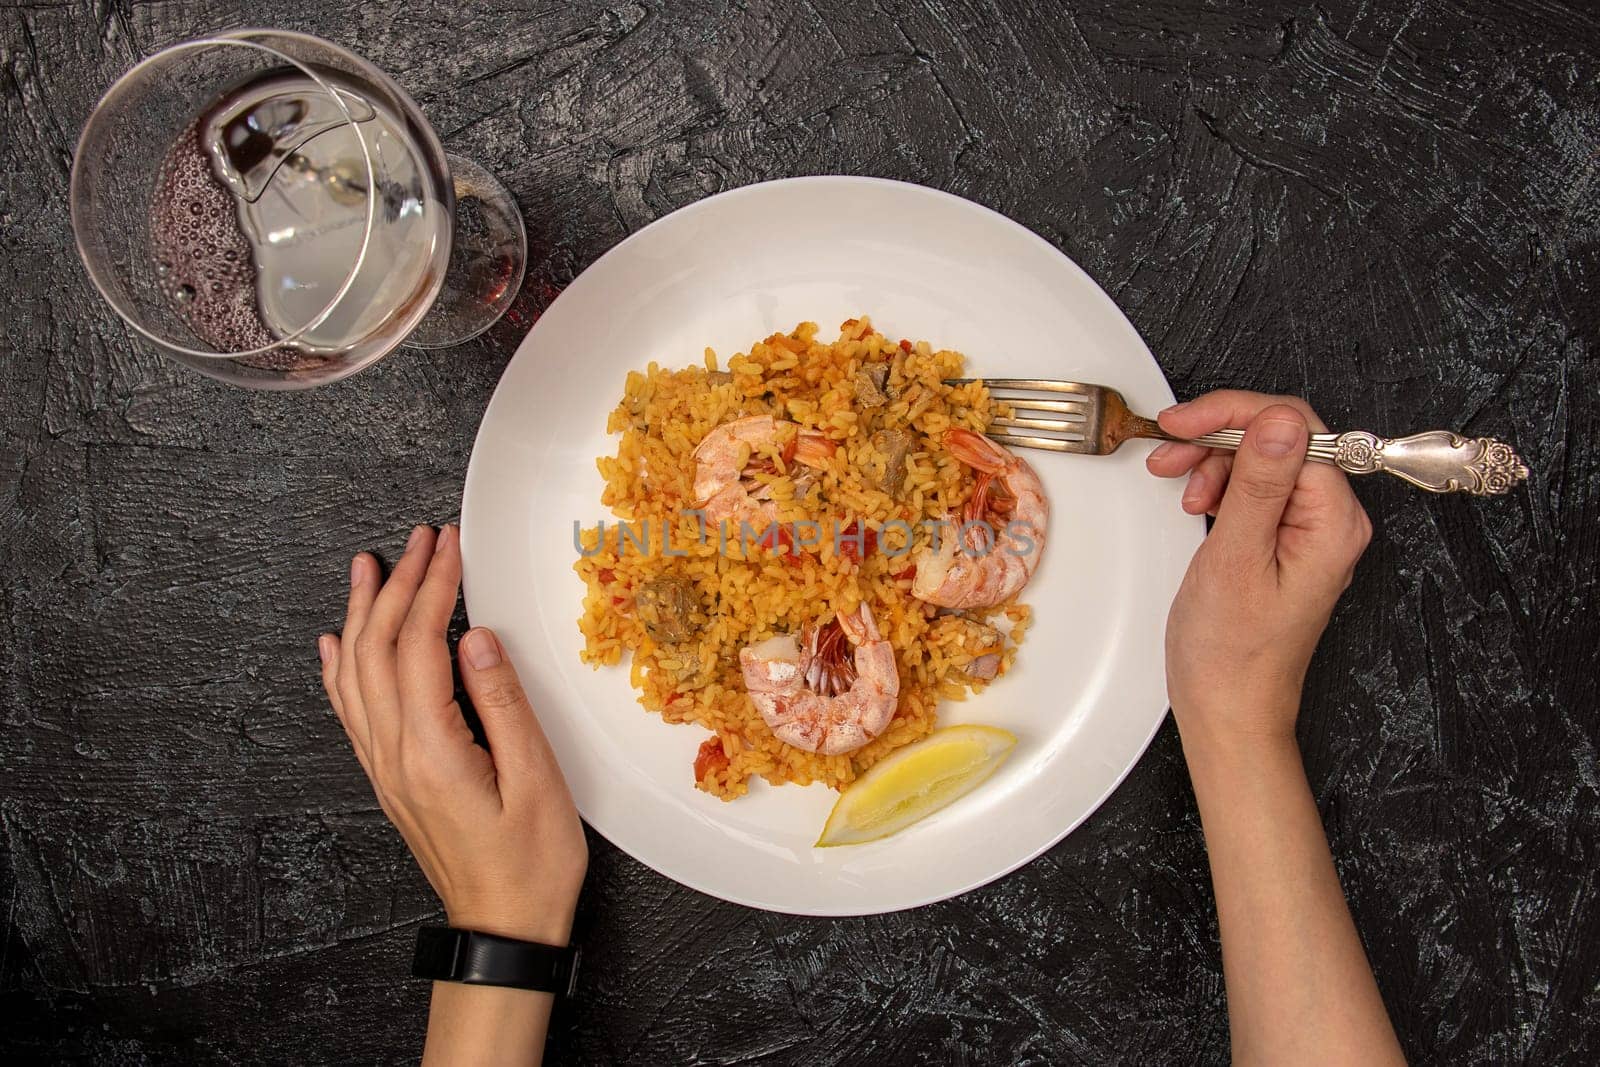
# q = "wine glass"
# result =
<box><xmin>69</xmin><ymin>29</ymin><xmax>526</xmax><ymax>389</ymax></box>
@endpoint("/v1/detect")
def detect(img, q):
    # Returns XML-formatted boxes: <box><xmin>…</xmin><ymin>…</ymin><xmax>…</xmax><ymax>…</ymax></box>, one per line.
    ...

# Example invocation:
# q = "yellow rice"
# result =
<box><xmin>574</xmin><ymin>317</ymin><xmax>1031</xmax><ymax>800</ymax></box>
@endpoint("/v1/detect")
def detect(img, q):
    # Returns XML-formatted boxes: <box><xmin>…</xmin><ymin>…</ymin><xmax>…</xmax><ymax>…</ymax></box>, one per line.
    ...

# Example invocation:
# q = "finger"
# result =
<box><xmin>338</xmin><ymin>552</ymin><xmax>382</xmax><ymax>751</ymax></box>
<box><xmin>1283</xmin><ymin>478</ymin><xmax>1376</xmax><ymax>595</ymax></box>
<box><xmin>1158</xmin><ymin>390</ymin><xmax>1329</xmax><ymax>437</ymax></box>
<box><xmin>397</xmin><ymin>524</ymin><xmax>464</xmax><ymax>729</ymax></box>
<box><xmin>1145</xmin><ymin>440</ymin><xmax>1213</xmax><ymax>478</ymax></box>
<box><xmin>340</xmin><ymin>552</ymin><xmax>382</xmax><ymax>648</ymax></box>
<box><xmin>1181</xmin><ymin>453</ymin><xmax>1234</xmax><ymax>515</ymax></box>
<box><xmin>1151</xmin><ymin>390</ymin><xmax>1320</xmax><ymax>497</ymax></box>
<box><xmin>1209</xmin><ymin>405</ymin><xmax>1310</xmax><ymax>568</ymax></box>
<box><xmin>364</xmin><ymin>525</ymin><xmax>439</xmax><ymax>646</ymax></box>
<box><xmin>1161</xmin><ymin>391</ymin><xmax>1360</xmax><ymax>517</ymax></box>
<box><xmin>355</xmin><ymin>526</ymin><xmax>438</xmax><ymax>753</ymax></box>
<box><xmin>319</xmin><ymin>633</ymin><xmax>375</xmax><ymax>777</ymax></box>
<box><xmin>458</xmin><ymin>627</ymin><xmax>568</xmax><ymax>797</ymax></box>
<box><xmin>318</xmin><ymin>633</ymin><xmax>345</xmax><ymax>717</ymax></box>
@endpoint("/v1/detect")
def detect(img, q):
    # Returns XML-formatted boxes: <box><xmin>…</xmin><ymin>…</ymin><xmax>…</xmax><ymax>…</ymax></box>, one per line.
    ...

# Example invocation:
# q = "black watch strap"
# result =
<box><xmin>412</xmin><ymin>926</ymin><xmax>581</xmax><ymax>997</ymax></box>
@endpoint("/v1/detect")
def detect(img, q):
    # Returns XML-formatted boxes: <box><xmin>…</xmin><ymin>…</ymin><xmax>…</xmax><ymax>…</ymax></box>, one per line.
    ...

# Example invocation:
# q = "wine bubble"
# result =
<box><xmin>147</xmin><ymin>120</ymin><xmax>273</xmax><ymax>352</ymax></box>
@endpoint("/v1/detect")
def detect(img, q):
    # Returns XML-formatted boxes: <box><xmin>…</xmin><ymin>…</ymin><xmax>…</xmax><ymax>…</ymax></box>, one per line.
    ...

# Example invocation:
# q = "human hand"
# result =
<box><xmin>1146</xmin><ymin>392</ymin><xmax>1372</xmax><ymax>752</ymax></box>
<box><xmin>318</xmin><ymin>524</ymin><xmax>587</xmax><ymax>945</ymax></box>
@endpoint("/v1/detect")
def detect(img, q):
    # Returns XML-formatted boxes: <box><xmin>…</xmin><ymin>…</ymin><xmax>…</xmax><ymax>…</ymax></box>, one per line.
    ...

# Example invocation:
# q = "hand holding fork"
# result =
<box><xmin>953</xmin><ymin>380</ymin><xmax>1529</xmax><ymax>496</ymax></box>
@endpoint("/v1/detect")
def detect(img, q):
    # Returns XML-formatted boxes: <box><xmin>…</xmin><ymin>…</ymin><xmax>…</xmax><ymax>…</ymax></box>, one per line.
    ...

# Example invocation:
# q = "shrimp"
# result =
<box><xmin>739</xmin><ymin>604</ymin><xmax>899</xmax><ymax>755</ymax></box>
<box><xmin>911</xmin><ymin>427</ymin><xmax>1048</xmax><ymax>609</ymax></box>
<box><xmin>692</xmin><ymin>414</ymin><xmax>836</xmax><ymax>525</ymax></box>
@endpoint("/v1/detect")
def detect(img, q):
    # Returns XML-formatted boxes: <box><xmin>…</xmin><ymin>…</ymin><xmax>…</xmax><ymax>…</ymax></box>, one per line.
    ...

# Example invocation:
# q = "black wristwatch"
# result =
<box><xmin>412</xmin><ymin>926</ymin><xmax>581</xmax><ymax>997</ymax></box>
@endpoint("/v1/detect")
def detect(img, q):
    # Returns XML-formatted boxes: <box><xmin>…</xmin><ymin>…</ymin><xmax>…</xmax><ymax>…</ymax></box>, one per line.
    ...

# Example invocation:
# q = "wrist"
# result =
<box><xmin>1177</xmin><ymin>716</ymin><xmax>1302</xmax><ymax>789</ymax></box>
<box><xmin>423</xmin><ymin>977</ymin><xmax>556</xmax><ymax>1067</ymax></box>
<box><xmin>1169</xmin><ymin>674</ymin><xmax>1303</xmax><ymax>752</ymax></box>
<box><xmin>446</xmin><ymin>894</ymin><xmax>579</xmax><ymax>947</ymax></box>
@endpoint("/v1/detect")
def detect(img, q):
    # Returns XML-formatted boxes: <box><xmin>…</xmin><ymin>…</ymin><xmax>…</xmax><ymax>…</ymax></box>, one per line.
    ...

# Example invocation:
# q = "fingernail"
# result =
<box><xmin>350</xmin><ymin>554</ymin><xmax>367</xmax><ymax>588</ymax></box>
<box><xmin>1182</xmin><ymin>470</ymin><xmax>1207</xmax><ymax>505</ymax></box>
<box><xmin>407</xmin><ymin>525</ymin><xmax>430</xmax><ymax>552</ymax></box>
<box><xmin>1255</xmin><ymin>418</ymin><xmax>1303</xmax><ymax>457</ymax></box>
<box><xmin>434</xmin><ymin>524</ymin><xmax>454</xmax><ymax>555</ymax></box>
<box><xmin>317</xmin><ymin>634</ymin><xmax>333</xmax><ymax>664</ymax></box>
<box><xmin>1149</xmin><ymin>442</ymin><xmax>1175</xmax><ymax>463</ymax></box>
<box><xmin>462</xmin><ymin>628</ymin><xmax>501</xmax><ymax>670</ymax></box>
<box><xmin>1161</xmin><ymin>402</ymin><xmax>1189</xmax><ymax>416</ymax></box>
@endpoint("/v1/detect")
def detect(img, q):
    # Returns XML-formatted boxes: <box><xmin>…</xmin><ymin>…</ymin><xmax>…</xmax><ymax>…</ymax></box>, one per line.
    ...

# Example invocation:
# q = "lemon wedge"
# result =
<box><xmin>815</xmin><ymin>724</ymin><xmax>1018</xmax><ymax>847</ymax></box>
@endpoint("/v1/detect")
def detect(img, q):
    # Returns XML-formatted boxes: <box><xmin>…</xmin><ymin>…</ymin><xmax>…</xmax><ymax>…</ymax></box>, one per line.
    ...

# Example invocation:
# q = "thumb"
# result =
<box><xmin>458</xmin><ymin>627</ymin><xmax>560</xmax><ymax>783</ymax></box>
<box><xmin>1209</xmin><ymin>405</ymin><xmax>1309</xmax><ymax>566</ymax></box>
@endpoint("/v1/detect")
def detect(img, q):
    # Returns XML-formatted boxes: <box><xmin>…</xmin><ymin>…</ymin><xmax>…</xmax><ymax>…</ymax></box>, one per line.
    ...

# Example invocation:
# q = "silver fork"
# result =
<box><xmin>946</xmin><ymin>378</ymin><xmax>1530</xmax><ymax>496</ymax></box>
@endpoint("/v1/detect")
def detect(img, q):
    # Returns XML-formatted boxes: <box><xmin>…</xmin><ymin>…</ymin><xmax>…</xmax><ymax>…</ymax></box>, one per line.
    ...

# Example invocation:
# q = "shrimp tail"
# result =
<box><xmin>944</xmin><ymin>427</ymin><xmax>1009</xmax><ymax>473</ymax></box>
<box><xmin>794</xmin><ymin>434</ymin><xmax>838</xmax><ymax>468</ymax></box>
<box><xmin>836</xmin><ymin>602</ymin><xmax>879</xmax><ymax>644</ymax></box>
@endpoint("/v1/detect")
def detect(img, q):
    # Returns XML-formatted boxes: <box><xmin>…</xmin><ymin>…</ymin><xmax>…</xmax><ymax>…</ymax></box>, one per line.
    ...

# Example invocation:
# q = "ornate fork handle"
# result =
<box><xmin>1172</xmin><ymin>428</ymin><xmax>1530</xmax><ymax>496</ymax></box>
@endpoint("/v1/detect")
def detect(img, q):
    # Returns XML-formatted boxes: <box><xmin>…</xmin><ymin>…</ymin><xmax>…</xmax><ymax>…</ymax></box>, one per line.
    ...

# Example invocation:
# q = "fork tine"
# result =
<box><xmin>991</xmin><ymin>415</ymin><xmax>1086</xmax><ymax>433</ymax></box>
<box><xmin>987</xmin><ymin>396</ymin><xmax>1089</xmax><ymax>417</ymax></box>
<box><xmin>947</xmin><ymin>377</ymin><xmax>1096</xmax><ymax>396</ymax></box>
<box><xmin>945</xmin><ymin>378</ymin><xmax>1109</xmax><ymax>453</ymax></box>
<box><xmin>987</xmin><ymin>433</ymin><xmax>1093</xmax><ymax>453</ymax></box>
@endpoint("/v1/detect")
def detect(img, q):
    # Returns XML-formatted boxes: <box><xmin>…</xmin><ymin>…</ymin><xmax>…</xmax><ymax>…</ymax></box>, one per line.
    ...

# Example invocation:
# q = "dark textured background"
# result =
<box><xmin>3</xmin><ymin>0</ymin><xmax>1597</xmax><ymax>1063</ymax></box>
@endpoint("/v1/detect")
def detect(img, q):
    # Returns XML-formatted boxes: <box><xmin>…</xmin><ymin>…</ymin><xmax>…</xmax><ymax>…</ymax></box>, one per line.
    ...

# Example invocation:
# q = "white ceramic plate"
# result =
<box><xmin>461</xmin><ymin>177</ymin><xmax>1202</xmax><ymax>916</ymax></box>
